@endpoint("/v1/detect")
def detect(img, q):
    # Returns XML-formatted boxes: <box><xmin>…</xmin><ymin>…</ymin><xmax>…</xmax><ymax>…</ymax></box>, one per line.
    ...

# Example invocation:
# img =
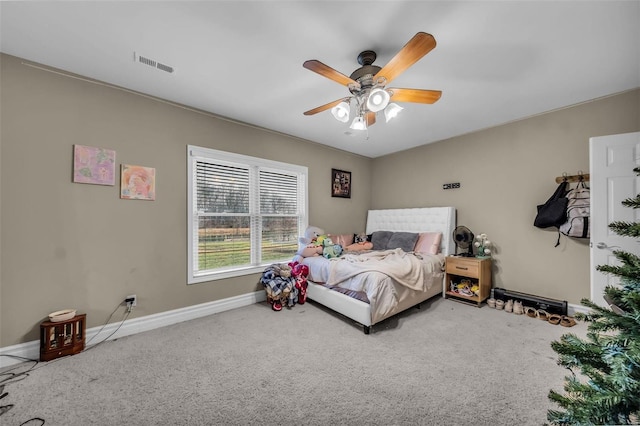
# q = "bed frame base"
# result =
<box><xmin>307</xmin><ymin>282</ymin><xmax>438</xmax><ymax>334</ymax></box>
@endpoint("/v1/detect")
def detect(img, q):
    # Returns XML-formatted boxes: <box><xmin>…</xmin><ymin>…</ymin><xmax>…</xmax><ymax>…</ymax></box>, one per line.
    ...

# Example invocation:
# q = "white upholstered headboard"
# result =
<box><xmin>365</xmin><ymin>207</ymin><xmax>457</xmax><ymax>255</ymax></box>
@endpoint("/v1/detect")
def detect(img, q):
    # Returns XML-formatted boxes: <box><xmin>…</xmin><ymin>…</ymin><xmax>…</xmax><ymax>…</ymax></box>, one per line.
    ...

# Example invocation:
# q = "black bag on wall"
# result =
<box><xmin>534</xmin><ymin>181</ymin><xmax>569</xmax><ymax>229</ymax></box>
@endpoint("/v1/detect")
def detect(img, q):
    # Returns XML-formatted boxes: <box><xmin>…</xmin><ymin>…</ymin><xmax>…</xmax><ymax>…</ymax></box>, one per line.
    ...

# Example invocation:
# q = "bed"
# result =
<box><xmin>303</xmin><ymin>206</ymin><xmax>456</xmax><ymax>334</ymax></box>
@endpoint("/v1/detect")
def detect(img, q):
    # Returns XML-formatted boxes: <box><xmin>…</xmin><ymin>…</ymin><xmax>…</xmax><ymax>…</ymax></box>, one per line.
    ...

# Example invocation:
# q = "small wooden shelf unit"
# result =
<box><xmin>40</xmin><ymin>313</ymin><xmax>86</xmax><ymax>361</ymax></box>
<box><xmin>444</xmin><ymin>256</ymin><xmax>492</xmax><ymax>307</ymax></box>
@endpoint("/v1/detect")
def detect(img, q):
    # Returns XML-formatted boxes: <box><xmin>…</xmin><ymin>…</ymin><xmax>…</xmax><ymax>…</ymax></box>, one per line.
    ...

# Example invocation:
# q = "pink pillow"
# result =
<box><xmin>332</xmin><ymin>233</ymin><xmax>354</xmax><ymax>247</ymax></box>
<box><xmin>414</xmin><ymin>232</ymin><xmax>442</xmax><ymax>255</ymax></box>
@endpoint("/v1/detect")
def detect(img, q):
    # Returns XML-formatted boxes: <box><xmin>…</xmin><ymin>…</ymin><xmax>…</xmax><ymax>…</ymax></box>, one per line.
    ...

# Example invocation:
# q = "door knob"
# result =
<box><xmin>596</xmin><ymin>242</ymin><xmax>620</xmax><ymax>250</ymax></box>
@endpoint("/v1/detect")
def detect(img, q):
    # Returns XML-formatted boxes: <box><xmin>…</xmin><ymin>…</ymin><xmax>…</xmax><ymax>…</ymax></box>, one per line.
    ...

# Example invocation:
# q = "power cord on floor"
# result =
<box><xmin>0</xmin><ymin>359</ymin><xmax>39</xmax><ymax>424</ymax></box>
<box><xmin>84</xmin><ymin>300</ymin><xmax>130</xmax><ymax>347</ymax></box>
<box><xmin>82</xmin><ymin>308</ymin><xmax>130</xmax><ymax>353</ymax></box>
<box><xmin>0</xmin><ymin>299</ymin><xmax>132</xmax><ymax>425</ymax></box>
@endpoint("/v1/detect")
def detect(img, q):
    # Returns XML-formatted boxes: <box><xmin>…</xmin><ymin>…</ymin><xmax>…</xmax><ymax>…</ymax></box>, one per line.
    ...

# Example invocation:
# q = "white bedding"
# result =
<box><xmin>303</xmin><ymin>250</ymin><xmax>445</xmax><ymax>325</ymax></box>
<box><xmin>302</xmin><ymin>206</ymin><xmax>456</xmax><ymax>332</ymax></box>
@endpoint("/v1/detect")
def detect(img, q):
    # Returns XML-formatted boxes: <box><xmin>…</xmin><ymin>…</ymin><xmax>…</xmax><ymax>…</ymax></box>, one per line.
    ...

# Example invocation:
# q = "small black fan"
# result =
<box><xmin>452</xmin><ymin>226</ymin><xmax>474</xmax><ymax>257</ymax></box>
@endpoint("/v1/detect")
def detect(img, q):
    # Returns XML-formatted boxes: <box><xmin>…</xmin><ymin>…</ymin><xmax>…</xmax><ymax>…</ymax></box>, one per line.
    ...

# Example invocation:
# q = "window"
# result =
<box><xmin>187</xmin><ymin>146</ymin><xmax>307</xmax><ymax>283</ymax></box>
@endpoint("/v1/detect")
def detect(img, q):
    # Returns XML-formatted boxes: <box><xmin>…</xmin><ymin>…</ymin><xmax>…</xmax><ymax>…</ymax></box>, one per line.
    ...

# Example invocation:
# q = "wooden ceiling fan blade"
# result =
<box><xmin>374</xmin><ymin>32</ymin><xmax>436</xmax><ymax>85</ymax></box>
<box><xmin>388</xmin><ymin>88</ymin><xmax>442</xmax><ymax>104</ymax></box>
<box><xmin>303</xmin><ymin>60</ymin><xmax>359</xmax><ymax>87</ymax></box>
<box><xmin>365</xmin><ymin>111</ymin><xmax>376</xmax><ymax>126</ymax></box>
<box><xmin>303</xmin><ymin>98</ymin><xmax>348</xmax><ymax>116</ymax></box>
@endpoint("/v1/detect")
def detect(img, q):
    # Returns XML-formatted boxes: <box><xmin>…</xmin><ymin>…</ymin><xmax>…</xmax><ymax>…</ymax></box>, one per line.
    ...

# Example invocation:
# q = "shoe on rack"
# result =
<box><xmin>560</xmin><ymin>316</ymin><xmax>577</xmax><ymax>327</ymax></box>
<box><xmin>537</xmin><ymin>310</ymin><xmax>549</xmax><ymax>321</ymax></box>
<box><xmin>548</xmin><ymin>314</ymin><xmax>562</xmax><ymax>325</ymax></box>
<box><xmin>460</xmin><ymin>286</ymin><xmax>474</xmax><ymax>297</ymax></box>
<box><xmin>505</xmin><ymin>299</ymin><xmax>514</xmax><ymax>313</ymax></box>
<box><xmin>513</xmin><ymin>301</ymin><xmax>524</xmax><ymax>315</ymax></box>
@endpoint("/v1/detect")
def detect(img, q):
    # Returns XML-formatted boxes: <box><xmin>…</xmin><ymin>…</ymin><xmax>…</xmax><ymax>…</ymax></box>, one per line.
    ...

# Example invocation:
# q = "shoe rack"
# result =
<box><xmin>444</xmin><ymin>256</ymin><xmax>492</xmax><ymax>307</ymax></box>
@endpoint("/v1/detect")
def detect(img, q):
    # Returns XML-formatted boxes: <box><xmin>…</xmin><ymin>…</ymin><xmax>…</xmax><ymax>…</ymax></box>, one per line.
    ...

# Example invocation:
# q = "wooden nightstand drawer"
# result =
<box><xmin>445</xmin><ymin>257</ymin><xmax>479</xmax><ymax>277</ymax></box>
<box><xmin>444</xmin><ymin>256</ymin><xmax>492</xmax><ymax>307</ymax></box>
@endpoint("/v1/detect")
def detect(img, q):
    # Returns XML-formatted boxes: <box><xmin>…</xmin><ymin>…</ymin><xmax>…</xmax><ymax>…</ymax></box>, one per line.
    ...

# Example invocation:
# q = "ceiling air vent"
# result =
<box><xmin>134</xmin><ymin>52</ymin><xmax>174</xmax><ymax>74</ymax></box>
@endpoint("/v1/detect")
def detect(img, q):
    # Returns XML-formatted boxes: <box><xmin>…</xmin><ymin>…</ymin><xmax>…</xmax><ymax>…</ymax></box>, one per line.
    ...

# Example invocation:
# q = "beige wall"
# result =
<box><xmin>0</xmin><ymin>54</ymin><xmax>372</xmax><ymax>346</ymax></box>
<box><xmin>372</xmin><ymin>88</ymin><xmax>640</xmax><ymax>305</ymax></box>
<box><xmin>1</xmin><ymin>51</ymin><xmax>638</xmax><ymax>349</ymax></box>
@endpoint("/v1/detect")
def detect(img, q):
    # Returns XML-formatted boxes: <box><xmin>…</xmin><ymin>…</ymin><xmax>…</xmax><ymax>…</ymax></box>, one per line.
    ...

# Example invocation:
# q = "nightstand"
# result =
<box><xmin>444</xmin><ymin>256</ymin><xmax>492</xmax><ymax>307</ymax></box>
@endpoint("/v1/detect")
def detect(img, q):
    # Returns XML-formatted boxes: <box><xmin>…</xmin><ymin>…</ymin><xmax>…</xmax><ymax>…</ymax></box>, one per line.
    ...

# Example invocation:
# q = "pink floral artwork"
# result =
<box><xmin>73</xmin><ymin>145</ymin><xmax>116</xmax><ymax>185</ymax></box>
<box><xmin>120</xmin><ymin>164</ymin><xmax>156</xmax><ymax>200</ymax></box>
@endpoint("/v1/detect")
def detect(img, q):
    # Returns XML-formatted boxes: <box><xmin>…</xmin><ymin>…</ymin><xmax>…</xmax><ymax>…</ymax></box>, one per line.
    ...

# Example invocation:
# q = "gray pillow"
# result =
<box><xmin>370</xmin><ymin>231</ymin><xmax>393</xmax><ymax>250</ymax></box>
<box><xmin>386</xmin><ymin>232</ymin><xmax>419</xmax><ymax>252</ymax></box>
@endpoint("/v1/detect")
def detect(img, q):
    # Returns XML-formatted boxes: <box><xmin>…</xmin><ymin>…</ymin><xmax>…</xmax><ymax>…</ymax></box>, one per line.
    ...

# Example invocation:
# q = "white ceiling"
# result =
<box><xmin>1</xmin><ymin>1</ymin><xmax>639</xmax><ymax>158</ymax></box>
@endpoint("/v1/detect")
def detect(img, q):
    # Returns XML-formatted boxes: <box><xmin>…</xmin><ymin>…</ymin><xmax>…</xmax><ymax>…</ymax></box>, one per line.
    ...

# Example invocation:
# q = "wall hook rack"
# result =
<box><xmin>555</xmin><ymin>171</ymin><xmax>589</xmax><ymax>184</ymax></box>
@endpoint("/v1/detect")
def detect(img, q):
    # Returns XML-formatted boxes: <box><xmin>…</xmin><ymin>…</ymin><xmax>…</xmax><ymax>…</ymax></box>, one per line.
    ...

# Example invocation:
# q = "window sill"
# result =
<box><xmin>188</xmin><ymin>265</ymin><xmax>268</xmax><ymax>284</ymax></box>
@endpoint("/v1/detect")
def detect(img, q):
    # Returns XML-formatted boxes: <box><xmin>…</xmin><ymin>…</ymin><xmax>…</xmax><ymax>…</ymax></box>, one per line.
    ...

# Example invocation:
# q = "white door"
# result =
<box><xmin>590</xmin><ymin>132</ymin><xmax>640</xmax><ymax>307</ymax></box>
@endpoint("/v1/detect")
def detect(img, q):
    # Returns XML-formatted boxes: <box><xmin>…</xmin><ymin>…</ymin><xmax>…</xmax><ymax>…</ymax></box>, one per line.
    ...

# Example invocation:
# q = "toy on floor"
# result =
<box><xmin>289</xmin><ymin>261</ymin><xmax>310</xmax><ymax>304</ymax></box>
<box><xmin>260</xmin><ymin>263</ymin><xmax>294</xmax><ymax>311</ymax></box>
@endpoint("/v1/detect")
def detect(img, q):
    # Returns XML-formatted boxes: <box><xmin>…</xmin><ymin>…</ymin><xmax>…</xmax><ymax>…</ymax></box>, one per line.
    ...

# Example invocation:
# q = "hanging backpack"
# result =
<box><xmin>559</xmin><ymin>181</ymin><xmax>590</xmax><ymax>239</ymax></box>
<box><xmin>534</xmin><ymin>180</ymin><xmax>569</xmax><ymax>229</ymax></box>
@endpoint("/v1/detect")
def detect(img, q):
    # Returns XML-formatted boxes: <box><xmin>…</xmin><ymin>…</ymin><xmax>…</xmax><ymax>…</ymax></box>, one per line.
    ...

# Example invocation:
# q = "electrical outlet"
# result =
<box><xmin>126</xmin><ymin>294</ymin><xmax>137</xmax><ymax>307</ymax></box>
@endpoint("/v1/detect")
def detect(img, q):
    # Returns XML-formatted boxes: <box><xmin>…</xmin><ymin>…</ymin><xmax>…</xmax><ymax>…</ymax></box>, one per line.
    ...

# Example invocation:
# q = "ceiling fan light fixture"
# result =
<box><xmin>384</xmin><ymin>103</ymin><xmax>404</xmax><ymax>122</ymax></box>
<box><xmin>349</xmin><ymin>116</ymin><xmax>367</xmax><ymax>131</ymax></box>
<box><xmin>366</xmin><ymin>88</ymin><xmax>390</xmax><ymax>112</ymax></box>
<box><xmin>330</xmin><ymin>101</ymin><xmax>350</xmax><ymax>123</ymax></box>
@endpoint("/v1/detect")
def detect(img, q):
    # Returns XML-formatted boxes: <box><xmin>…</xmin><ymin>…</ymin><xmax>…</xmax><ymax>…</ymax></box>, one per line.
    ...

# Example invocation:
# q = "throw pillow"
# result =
<box><xmin>414</xmin><ymin>232</ymin><xmax>443</xmax><ymax>255</ymax></box>
<box><xmin>370</xmin><ymin>231</ymin><xmax>393</xmax><ymax>250</ymax></box>
<box><xmin>386</xmin><ymin>232</ymin><xmax>419</xmax><ymax>252</ymax></box>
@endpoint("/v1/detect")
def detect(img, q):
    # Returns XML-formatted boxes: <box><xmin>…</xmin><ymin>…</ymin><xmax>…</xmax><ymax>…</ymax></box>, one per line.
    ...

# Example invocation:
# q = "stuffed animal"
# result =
<box><xmin>299</xmin><ymin>226</ymin><xmax>324</xmax><ymax>246</ymax></box>
<box><xmin>322</xmin><ymin>236</ymin><xmax>343</xmax><ymax>259</ymax></box>
<box><xmin>345</xmin><ymin>232</ymin><xmax>373</xmax><ymax>252</ymax></box>
<box><xmin>292</xmin><ymin>226</ymin><xmax>325</xmax><ymax>262</ymax></box>
<box><xmin>289</xmin><ymin>261</ymin><xmax>310</xmax><ymax>304</ymax></box>
<box><xmin>260</xmin><ymin>263</ymin><xmax>295</xmax><ymax>311</ymax></box>
<box><xmin>354</xmin><ymin>233</ymin><xmax>368</xmax><ymax>243</ymax></box>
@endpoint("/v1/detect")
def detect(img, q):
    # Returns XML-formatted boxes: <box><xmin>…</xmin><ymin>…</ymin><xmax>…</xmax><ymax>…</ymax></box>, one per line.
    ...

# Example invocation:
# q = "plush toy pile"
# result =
<box><xmin>292</xmin><ymin>225</ymin><xmax>343</xmax><ymax>262</ymax></box>
<box><xmin>260</xmin><ymin>261</ymin><xmax>309</xmax><ymax>311</ymax></box>
<box><xmin>289</xmin><ymin>261</ymin><xmax>309</xmax><ymax>304</ymax></box>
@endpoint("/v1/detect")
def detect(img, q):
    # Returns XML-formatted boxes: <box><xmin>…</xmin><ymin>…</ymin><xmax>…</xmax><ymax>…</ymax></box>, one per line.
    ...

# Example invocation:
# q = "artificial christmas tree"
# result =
<box><xmin>548</xmin><ymin>166</ymin><xmax>640</xmax><ymax>425</ymax></box>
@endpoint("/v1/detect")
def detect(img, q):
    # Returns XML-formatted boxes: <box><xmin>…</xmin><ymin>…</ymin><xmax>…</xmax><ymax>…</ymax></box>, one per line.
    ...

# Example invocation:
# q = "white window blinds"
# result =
<box><xmin>187</xmin><ymin>146</ymin><xmax>307</xmax><ymax>283</ymax></box>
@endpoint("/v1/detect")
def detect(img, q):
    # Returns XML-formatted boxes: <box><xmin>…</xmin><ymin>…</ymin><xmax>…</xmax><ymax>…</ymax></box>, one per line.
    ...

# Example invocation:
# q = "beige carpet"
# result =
<box><xmin>1</xmin><ymin>296</ymin><xmax>587</xmax><ymax>425</ymax></box>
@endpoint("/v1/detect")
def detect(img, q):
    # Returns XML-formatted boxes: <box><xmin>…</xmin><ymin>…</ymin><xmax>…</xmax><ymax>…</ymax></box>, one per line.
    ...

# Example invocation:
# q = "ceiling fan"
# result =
<box><xmin>303</xmin><ymin>32</ymin><xmax>442</xmax><ymax>130</ymax></box>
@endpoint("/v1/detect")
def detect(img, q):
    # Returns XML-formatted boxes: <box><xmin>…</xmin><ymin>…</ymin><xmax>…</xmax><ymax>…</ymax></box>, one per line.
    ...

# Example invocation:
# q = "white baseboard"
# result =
<box><xmin>0</xmin><ymin>290</ymin><xmax>266</xmax><ymax>368</ymax></box>
<box><xmin>0</xmin><ymin>292</ymin><xmax>589</xmax><ymax>369</ymax></box>
<box><xmin>568</xmin><ymin>302</ymin><xmax>591</xmax><ymax>316</ymax></box>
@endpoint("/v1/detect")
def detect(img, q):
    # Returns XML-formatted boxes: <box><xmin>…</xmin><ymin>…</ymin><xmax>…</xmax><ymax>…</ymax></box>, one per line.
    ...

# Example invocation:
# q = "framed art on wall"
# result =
<box><xmin>73</xmin><ymin>145</ymin><xmax>116</xmax><ymax>186</ymax></box>
<box><xmin>120</xmin><ymin>164</ymin><xmax>156</xmax><ymax>200</ymax></box>
<box><xmin>331</xmin><ymin>168</ymin><xmax>351</xmax><ymax>198</ymax></box>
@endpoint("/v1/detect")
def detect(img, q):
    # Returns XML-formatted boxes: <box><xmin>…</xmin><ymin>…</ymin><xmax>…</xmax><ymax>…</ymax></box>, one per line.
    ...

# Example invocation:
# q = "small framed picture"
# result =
<box><xmin>73</xmin><ymin>145</ymin><xmax>116</xmax><ymax>186</ymax></box>
<box><xmin>120</xmin><ymin>164</ymin><xmax>156</xmax><ymax>201</ymax></box>
<box><xmin>331</xmin><ymin>168</ymin><xmax>351</xmax><ymax>198</ymax></box>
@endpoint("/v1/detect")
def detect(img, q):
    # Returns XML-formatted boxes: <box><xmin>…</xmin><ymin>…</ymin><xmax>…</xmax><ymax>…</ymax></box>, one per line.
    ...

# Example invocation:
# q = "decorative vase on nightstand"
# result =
<box><xmin>474</xmin><ymin>233</ymin><xmax>492</xmax><ymax>258</ymax></box>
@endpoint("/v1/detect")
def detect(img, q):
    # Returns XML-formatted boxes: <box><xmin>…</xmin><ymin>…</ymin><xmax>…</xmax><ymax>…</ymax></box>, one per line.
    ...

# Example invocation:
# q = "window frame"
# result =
<box><xmin>187</xmin><ymin>145</ymin><xmax>308</xmax><ymax>284</ymax></box>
